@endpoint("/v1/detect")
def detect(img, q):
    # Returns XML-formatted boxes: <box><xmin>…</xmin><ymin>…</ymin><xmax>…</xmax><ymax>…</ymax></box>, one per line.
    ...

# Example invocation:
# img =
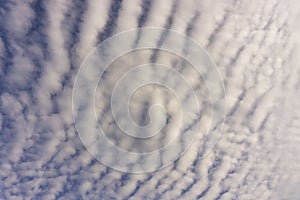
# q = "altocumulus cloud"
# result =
<box><xmin>0</xmin><ymin>0</ymin><xmax>300</xmax><ymax>199</ymax></box>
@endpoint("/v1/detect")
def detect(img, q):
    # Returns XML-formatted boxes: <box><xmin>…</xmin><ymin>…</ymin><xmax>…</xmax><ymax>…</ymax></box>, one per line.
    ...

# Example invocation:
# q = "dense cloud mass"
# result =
<box><xmin>1</xmin><ymin>0</ymin><xmax>300</xmax><ymax>199</ymax></box>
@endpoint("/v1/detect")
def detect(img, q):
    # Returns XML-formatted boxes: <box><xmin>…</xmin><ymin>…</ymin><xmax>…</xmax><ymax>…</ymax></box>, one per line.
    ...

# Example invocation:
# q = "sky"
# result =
<box><xmin>0</xmin><ymin>0</ymin><xmax>300</xmax><ymax>199</ymax></box>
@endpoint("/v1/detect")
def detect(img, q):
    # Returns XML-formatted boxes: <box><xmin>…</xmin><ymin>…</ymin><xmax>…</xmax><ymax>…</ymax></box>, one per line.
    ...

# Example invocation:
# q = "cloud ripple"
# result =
<box><xmin>0</xmin><ymin>0</ymin><xmax>300</xmax><ymax>199</ymax></box>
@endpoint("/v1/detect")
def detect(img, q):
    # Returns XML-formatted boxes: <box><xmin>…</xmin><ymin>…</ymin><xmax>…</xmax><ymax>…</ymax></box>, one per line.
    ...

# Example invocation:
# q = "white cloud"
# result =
<box><xmin>0</xmin><ymin>0</ymin><xmax>299</xmax><ymax>199</ymax></box>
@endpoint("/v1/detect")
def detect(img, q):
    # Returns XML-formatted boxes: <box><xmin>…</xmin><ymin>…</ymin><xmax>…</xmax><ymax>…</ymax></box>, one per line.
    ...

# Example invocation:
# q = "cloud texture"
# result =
<box><xmin>0</xmin><ymin>0</ymin><xmax>300</xmax><ymax>199</ymax></box>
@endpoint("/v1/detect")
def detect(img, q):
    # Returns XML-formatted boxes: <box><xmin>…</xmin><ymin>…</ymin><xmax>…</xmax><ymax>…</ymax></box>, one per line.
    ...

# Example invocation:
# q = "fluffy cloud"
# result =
<box><xmin>0</xmin><ymin>0</ymin><xmax>299</xmax><ymax>199</ymax></box>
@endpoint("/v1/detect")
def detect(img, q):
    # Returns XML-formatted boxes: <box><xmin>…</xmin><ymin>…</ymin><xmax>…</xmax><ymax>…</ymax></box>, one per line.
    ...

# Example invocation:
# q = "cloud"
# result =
<box><xmin>0</xmin><ymin>0</ymin><xmax>299</xmax><ymax>199</ymax></box>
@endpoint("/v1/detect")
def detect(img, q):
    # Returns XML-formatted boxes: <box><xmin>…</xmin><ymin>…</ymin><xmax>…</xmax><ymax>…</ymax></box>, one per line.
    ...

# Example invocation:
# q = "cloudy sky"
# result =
<box><xmin>1</xmin><ymin>0</ymin><xmax>300</xmax><ymax>199</ymax></box>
